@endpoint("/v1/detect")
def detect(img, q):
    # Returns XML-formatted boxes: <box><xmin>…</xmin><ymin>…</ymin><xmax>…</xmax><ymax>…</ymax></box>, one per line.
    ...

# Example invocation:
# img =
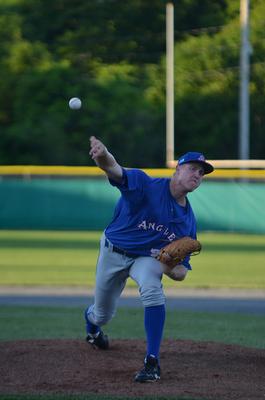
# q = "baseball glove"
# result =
<box><xmin>156</xmin><ymin>236</ymin><xmax>201</xmax><ymax>269</ymax></box>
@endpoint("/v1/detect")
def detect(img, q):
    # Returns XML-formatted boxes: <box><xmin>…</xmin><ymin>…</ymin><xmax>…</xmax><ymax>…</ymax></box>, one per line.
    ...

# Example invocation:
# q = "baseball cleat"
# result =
<box><xmin>86</xmin><ymin>330</ymin><xmax>109</xmax><ymax>350</ymax></box>
<box><xmin>134</xmin><ymin>355</ymin><xmax>161</xmax><ymax>382</ymax></box>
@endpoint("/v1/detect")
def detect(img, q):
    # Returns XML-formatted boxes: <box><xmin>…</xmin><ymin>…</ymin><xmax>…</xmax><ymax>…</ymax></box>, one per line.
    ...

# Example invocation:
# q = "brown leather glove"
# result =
<box><xmin>156</xmin><ymin>236</ymin><xmax>201</xmax><ymax>269</ymax></box>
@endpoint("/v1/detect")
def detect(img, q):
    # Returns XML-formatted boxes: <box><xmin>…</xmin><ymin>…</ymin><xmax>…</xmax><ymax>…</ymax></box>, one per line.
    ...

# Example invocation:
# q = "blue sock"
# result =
<box><xmin>144</xmin><ymin>304</ymin><xmax>165</xmax><ymax>360</ymax></box>
<box><xmin>84</xmin><ymin>308</ymin><xmax>100</xmax><ymax>335</ymax></box>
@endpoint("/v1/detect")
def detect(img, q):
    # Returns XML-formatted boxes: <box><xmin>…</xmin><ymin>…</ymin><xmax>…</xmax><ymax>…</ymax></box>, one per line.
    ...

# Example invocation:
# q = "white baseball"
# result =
<box><xmin>69</xmin><ymin>97</ymin><xmax>82</xmax><ymax>110</ymax></box>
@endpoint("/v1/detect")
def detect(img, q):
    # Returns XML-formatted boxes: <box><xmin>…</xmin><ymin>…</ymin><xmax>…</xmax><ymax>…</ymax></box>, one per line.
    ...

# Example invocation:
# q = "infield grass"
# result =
<box><xmin>0</xmin><ymin>230</ymin><xmax>264</xmax><ymax>289</ymax></box>
<box><xmin>0</xmin><ymin>305</ymin><xmax>264</xmax><ymax>349</ymax></box>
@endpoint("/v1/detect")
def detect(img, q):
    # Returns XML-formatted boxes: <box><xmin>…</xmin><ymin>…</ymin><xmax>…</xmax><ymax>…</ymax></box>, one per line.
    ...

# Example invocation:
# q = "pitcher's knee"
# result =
<box><xmin>139</xmin><ymin>285</ymin><xmax>165</xmax><ymax>307</ymax></box>
<box><xmin>164</xmin><ymin>265</ymin><xmax>188</xmax><ymax>281</ymax></box>
<box><xmin>174</xmin><ymin>269</ymin><xmax>187</xmax><ymax>281</ymax></box>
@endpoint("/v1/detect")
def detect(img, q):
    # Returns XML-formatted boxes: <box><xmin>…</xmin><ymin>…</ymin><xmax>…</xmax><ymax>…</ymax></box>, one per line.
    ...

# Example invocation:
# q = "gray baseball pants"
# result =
<box><xmin>86</xmin><ymin>233</ymin><xmax>166</xmax><ymax>327</ymax></box>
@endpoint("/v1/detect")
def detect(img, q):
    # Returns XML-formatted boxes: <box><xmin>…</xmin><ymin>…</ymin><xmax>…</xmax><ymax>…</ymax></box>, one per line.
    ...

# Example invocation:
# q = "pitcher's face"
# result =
<box><xmin>174</xmin><ymin>162</ymin><xmax>205</xmax><ymax>192</ymax></box>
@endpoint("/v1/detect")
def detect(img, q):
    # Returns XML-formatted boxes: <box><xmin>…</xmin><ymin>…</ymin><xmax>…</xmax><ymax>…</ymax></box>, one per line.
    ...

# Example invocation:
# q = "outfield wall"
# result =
<box><xmin>0</xmin><ymin>176</ymin><xmax>264</xmax><ymax>233</ymax></box>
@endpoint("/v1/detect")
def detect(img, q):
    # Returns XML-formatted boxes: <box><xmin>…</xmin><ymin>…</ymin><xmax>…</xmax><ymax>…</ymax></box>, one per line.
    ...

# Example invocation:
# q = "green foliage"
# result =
<box><xmin>168</xmin><ymin>22</ymin><xmax>241</xmax><ymax>158</ymax></box>
<box><xmin>0</xmin><ymin>0</ymin><xmax>264</xmax><ymax>165</ymax></box>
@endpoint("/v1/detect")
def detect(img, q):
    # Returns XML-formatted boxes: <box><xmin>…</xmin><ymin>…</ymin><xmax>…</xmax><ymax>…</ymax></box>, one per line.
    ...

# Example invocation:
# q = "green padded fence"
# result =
<box><xmin>0</xmin><ymin>178</ymin><xmax>119</xmax><ymax>230</ymax></box>
<box><xmin>190</xmin><ymin>181</ymin><xmax>265</xmax><ymax>233</ymax></box>
<box><xmin>0</xmin><ymin>178</ymin><xmax>264</xmax><ymax>233</ymax></box>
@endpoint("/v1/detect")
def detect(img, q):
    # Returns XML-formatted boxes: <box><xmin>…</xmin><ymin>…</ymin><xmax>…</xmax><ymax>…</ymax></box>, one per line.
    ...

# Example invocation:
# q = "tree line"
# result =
<box><xmin>0</xmin><ymin>0</ymin><xmax>264</xmax><ymax>167</ymax></box>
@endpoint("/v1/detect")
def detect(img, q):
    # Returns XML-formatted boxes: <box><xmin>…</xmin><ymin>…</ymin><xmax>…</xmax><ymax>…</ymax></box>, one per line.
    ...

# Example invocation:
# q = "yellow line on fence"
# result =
<box><xmin>0</xmin><ymin>165</ymin><xmax>103</xmax><ymax>176</ymax></box>
<box><xmin>0</xmin><ymin>165</ymin><xmax>264</xmax><ymax>180</ymax></box>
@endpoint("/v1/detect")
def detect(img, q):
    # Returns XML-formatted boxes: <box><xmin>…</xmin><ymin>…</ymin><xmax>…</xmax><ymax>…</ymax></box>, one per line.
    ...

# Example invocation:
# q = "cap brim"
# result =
<box><xmin>198</xmin><ymin>161</ymin><xmax>214</xmax><ymax>174</ymax></box>
<box><xmin>179</xmin><ymin>160</ymin><xmax>214</xmax><ymax>174</ymax></box>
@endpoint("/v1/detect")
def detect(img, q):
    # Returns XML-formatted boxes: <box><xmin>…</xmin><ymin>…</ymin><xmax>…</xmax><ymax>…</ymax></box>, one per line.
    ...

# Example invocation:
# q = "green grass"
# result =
<box><xmin>1</xmin><ymin>305</ymin><xmax>264</xmax><ymax>349</ymax></box>
<box><xmin>1</xmin><ymin>230</ymin><xmax>264</xmax><ymax>400</ymax></box>
<box><xmin>0</xmin><ymin>230</ymin><xmax>264</xmax><ymax>288</ymax></box>
<box><xmin>0</xmin><ymin>230</ymin><xmax>99</xmax><ymax>286</ymax></box>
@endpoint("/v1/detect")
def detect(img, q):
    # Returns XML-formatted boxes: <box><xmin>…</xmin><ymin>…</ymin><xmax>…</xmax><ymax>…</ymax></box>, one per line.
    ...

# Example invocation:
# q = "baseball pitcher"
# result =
<box><xmin>84</xmin><ymin>135</ymin><xmax>214</xmax><ymax>382</ymax></box>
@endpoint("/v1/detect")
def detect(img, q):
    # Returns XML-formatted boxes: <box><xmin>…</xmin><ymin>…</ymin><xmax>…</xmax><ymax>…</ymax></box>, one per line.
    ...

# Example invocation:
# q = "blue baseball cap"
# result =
<box><xmin>178</xmin><ymin>152</ymin><xmax>214</xmax><ymax>174</ymax></box>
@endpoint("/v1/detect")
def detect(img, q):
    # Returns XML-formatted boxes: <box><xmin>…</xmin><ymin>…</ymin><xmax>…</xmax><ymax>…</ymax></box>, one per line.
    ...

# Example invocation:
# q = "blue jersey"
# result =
<box><xmin>105</xmin><ymin>168</ymin><xmax>197</xmax><ymax>269</ymax></box>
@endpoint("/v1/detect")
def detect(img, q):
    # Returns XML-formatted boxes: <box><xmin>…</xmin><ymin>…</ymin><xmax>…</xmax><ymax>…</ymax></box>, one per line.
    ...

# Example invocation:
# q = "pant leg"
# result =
<box><xmin>86</xmin><ymin>234</ymin><xmax>131</xmax><ymax>327</ymax></box>
<box><xmin>129</xmin><ymin>256</ymin><xmax>166</xmax><ymax>360</ymax></box>
<box><xmin>129</xmin><ymin>256</ymin><xmax>165</xmax><ymax>307</ymax></box>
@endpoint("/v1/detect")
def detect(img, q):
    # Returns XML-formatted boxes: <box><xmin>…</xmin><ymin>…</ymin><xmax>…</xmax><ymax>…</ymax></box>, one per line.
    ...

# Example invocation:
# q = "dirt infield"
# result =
<box><xmin>1</xmin><ymin>339</ymin><xmax>264</xmax><ymax>399</ymax></box>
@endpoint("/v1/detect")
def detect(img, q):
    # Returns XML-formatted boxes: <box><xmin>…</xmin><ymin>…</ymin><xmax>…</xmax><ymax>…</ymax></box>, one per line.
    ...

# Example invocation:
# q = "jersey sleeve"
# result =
<box><xmin>181</xmin><ymin>206</ymin><xmax>198</xmax><ymax>271</ymax></box>
<box><xmin>109</xmin><ymin>168</ymin><xmax>151</xmax><ymax>194</ymax></box>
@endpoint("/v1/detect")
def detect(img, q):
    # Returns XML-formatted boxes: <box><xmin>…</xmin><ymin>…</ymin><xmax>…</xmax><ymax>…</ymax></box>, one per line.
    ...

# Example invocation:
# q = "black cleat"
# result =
<box><xmin>84</xmin><ymin>307</ymin><xmax>109</xmax><ymax>350</ymax></box>
<box><xmin>134</xmin><ymin>355</ymin><xmax>161</xmax><ymax>382</ymax></box>
<box><xmin>86</xmin><ymin>330</ymin><xmax>109</xmax><ymax>350</ymax></box>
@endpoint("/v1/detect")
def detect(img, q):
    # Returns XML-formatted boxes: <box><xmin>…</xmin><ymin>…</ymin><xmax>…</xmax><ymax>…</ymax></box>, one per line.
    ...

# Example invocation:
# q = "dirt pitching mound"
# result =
<box><xmin>0</xmin><ymin>339</ymin><xmax>264</xmax><ymax>399</ymax></box>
